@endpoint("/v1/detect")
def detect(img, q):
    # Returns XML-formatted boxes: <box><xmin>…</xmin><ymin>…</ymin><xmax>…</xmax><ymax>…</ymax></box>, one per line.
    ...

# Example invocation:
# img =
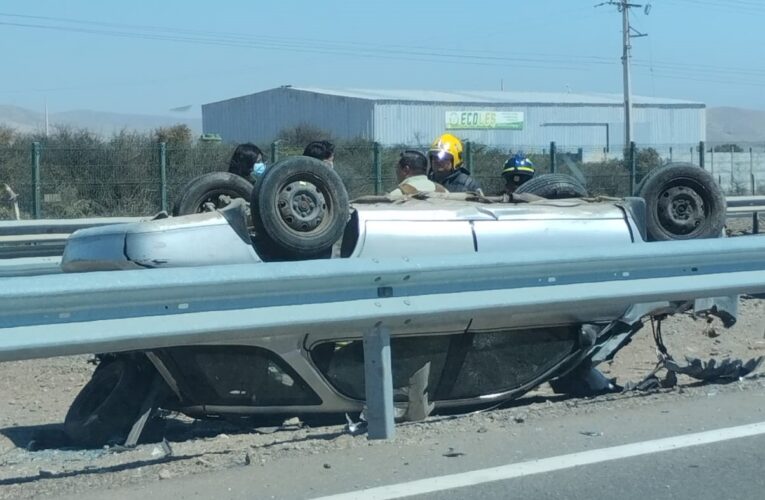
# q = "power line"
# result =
<box><xmin>0</xmin><ymin>11</ymin><xmax>763</xmax><ymax>98</ymax></box>
<box><xmin>2</xmin><ymin>12</ymin><xmax>764</xmax><ymax>80</ymax></box>
<box><xmin>664</xmin><ymin>0</ymin><xmax>765</xmax><ymax>13</ymax></box>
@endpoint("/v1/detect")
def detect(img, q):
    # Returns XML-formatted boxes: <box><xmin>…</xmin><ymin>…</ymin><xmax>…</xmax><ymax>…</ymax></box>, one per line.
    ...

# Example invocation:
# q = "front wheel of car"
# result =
<box><xmin>64</xmin><ymin>357</ymin><xmax>156</xmax><ymax>448</ymax></box>
<box><xmin>637</xmin><ymin>163</ymin><xmax>726</xmax><ymax>241</ymax></box>
<box><xmin>252</xmin><ymin>156</ymin><xmax>349</xmax><ymax>259</ymax></box>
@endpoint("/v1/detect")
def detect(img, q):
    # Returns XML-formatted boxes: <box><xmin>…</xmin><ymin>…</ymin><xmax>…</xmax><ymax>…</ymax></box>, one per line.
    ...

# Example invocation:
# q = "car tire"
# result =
<box><xmin>515</xmin><ymin>173</ymin><xmax>588</xmax><ymax>199</ymax></box>
<box><xmin>173</xmin><ymin>172</ymin><xmax>253</xmax><ymax>216</ymax></box>
<box><xmin>252</xmin><ymin>156</ymin><xmax>349</xmax><ymax>259</ymax></box>
<box><xmin>637</xmin><ymin>162</ymin><xmax>726</xmax><ymax>241</ymax></box>
<box><xmin>64</xmin><ymin>357</ymin><xmax>155</xmax><ymax>448</ymax></box>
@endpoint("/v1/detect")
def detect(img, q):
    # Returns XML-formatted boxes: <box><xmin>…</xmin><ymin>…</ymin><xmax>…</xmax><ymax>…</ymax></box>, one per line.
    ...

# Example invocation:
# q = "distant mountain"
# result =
<box><xmin>707</xmin><ymin>107</ymin><xmax>765</xmax><ymax>144</ymax></box>
<box><xmin>0</xmin><ymin>104</ymin><xmax>202</xmax><ymax>136</ymax></box>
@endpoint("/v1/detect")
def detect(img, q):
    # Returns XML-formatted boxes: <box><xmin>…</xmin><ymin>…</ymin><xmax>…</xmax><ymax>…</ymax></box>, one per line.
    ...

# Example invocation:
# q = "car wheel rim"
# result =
<box><xmin>276</xmin><ymin>180</ymin><xmax>328</xmax><ymax>233</ymax></box>
<box><xmin>656</xmin><ymin>181</ymin><xmax>707</xmax><ymax>237</ymax></box>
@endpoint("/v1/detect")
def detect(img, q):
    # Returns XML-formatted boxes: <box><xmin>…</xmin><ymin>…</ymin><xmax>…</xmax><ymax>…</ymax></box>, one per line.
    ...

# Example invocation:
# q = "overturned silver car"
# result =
<box><xmin>58</xmin><ymin>157</ymin><xmax>733</xmax><ymax>447</ymax></box>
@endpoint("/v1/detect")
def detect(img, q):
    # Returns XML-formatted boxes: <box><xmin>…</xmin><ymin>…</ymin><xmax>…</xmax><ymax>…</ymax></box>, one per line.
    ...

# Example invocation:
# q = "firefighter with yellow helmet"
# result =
<box><xmin>427</xmin><ymin>133</ymin><xmax>482</xmax><ymax>193</ymax></box>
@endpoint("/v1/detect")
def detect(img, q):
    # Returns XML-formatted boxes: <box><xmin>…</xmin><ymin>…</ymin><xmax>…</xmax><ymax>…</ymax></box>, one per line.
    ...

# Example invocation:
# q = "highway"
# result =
<box><xmin>65</xmin><ymin>381</ymin><xmax>765</xmax><ymax>500</ymax></box>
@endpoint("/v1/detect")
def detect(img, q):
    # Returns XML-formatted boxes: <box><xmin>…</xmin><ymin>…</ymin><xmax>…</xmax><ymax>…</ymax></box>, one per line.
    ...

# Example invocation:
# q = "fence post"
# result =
<box><xmin>629</xmin><ymin>141</ymin><xmax>637</xmax><ymax>196</ymax></box>
<box><xmin>464</xmin><ymin>140</ymin><xmax>473</xmax><ymax>173</ymax></box>
<box><xmin>31</xmin><ymin>142</ymin><xmax>41</xmax><ymax>219</ymax></box>
<box><xmin>159</xmin><ymin>142</ymin><xmax>168</xmax><ymax>212</ymax></box>
<box><xmin>550</xmin><ymin>141</ymin><xmax>557</xmax><ymax>174</ymax></box>
<box><xmin>751</xmin><ymin>147</ymin><xmax>755</xmax><ymax>195</ymax></box>
<box><xmin>669</xmin><ymin>146</ymin><xmax>673</xmax><ymax>162</ymax></box>
<box><xmin>699</xmin><ymin>141</ymin><xmax>705</xmax><ymax>169</ymax></box>
<box><xmin>373</xmin><ymin>142</ymin><xmax>382</xmax><ymax>195</ymax></box>
<box><xmin>270</xmin><ymin>140</ymin><xmax>280</xmax><ymax>164</ymax></box>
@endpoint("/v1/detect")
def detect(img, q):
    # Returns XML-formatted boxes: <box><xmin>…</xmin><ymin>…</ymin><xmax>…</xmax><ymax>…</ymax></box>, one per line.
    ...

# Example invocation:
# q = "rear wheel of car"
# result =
<box><xmin>637</xmin><ymin>163</ymin><xmax>726</xmax><ymax>241</ymax></box>
<box><xmin>515</xmin><ymin>173</ymin><xmax>588</xmax><ymax>199</ymax></box>
<box><xmin>64</xmin><ymin>357</ymin><xmax>155</xmax><ymax>448</ymax></box>
<box><xmin>173</xmin><ymin>172</ymin><xmax>253</xmax><ymax>216</ymax></box>
<box><xmin>251</xmin><ymin>156</ymin><xmax>349</xmax><ymax>259</ymax></box>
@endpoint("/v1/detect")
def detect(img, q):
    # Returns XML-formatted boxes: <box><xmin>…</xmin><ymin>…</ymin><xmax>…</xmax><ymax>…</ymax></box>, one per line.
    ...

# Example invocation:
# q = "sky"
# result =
<box><xmin>0</xmin><ymin>0</ymin><xmax>763</xmax><ymax>117</ymax></box>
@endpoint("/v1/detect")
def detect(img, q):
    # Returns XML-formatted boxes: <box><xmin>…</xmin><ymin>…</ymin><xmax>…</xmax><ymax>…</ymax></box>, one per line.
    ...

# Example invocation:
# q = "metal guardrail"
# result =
<box><xmin>0</xmin><ymin>217</ymin><xmax>144</xmax><ymax>259</ymax></box>
<box><xmin>4</xmin><ymin>237</ymin><xmax>765</xmax><ymax>437</ymax></box>
<box><xmin>726</xmin><ymin>196</ymin><xmax>765</xmax><ymax>233</ymax></box>
<box><xmin>0</xmin><ymin>256</ymin><xmax>62</xmax><ymax>277</ymax></box>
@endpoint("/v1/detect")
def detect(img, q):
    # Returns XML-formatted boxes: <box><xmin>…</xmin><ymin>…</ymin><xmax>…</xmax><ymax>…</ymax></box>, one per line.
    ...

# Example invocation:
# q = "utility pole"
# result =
<box><xmin>597</xmin><ymin>1</ymin><xmax>649</xmax><ymax>153</ymax></box>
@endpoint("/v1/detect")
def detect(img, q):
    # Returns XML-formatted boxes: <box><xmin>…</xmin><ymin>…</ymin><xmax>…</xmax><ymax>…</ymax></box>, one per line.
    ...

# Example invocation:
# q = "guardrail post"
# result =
<box><xmin>550</xmin><ymin>141</ymin><xmax>557</xmax><ymax>174</ymax></box>
<box><xmin>159</xmin><ymin>142</ymin><xmax>168</xmax><ymax>212</ymax></box>
<box><xmin>629</xmin><ymin>141</ymin><xmax>636</xmax><ymax>196</ymax></box>
<box><xmin>31</xmin><ymin>142</ymin><xmax>41</xmax><ymax>219</ymax></box>
<box><xmin>699</xmin><ymin>141</ymin><xmax>705</xmax><ymax>169</ymax></box>
<box><xmin>373</xmin><ymin>142</ymin><xmax>382</xmax><ymax>195</ymax></box>
<box><xmin>363</xmin><ymin>324</ymin><xmax>395</xmax><ymax>440</ymax></box>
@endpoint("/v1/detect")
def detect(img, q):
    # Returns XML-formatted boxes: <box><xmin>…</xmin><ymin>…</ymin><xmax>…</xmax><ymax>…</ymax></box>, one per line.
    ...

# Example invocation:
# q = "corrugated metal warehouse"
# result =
<box><xmin>202</xmin><ymin>86</ymin><xmax>705</xmax><ymax>150</ymax></box>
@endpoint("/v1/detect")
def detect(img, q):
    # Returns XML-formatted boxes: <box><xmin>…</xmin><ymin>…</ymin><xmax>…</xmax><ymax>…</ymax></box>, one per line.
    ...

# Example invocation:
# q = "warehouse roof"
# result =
<box><xmin>264</xmin><ymin>86</ymin><xmax>704</xmax><ymax>107</ymax></box>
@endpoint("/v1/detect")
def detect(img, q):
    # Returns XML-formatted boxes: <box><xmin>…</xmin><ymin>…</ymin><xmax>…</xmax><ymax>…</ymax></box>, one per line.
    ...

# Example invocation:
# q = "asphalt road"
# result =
<box><xmin>66</xmin><ymin>384</ymin><xmax>765</xmax><ymax>500</ymax></box>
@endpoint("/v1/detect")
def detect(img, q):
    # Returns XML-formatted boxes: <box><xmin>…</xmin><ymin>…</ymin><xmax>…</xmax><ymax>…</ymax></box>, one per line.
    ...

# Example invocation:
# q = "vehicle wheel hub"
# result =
<box><xmin>657</xmin><ymin>185</ymin><xmax>705</xmax><ymax>235</ymax></box>
<box><xmin>277</xmin><ymin>181</ymin><xmax>327</xmax><ymax>232</ymax></box>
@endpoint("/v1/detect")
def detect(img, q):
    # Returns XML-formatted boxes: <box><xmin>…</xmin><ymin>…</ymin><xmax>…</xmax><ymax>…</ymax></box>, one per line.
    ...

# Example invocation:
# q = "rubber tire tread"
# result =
<box><xmin>515</xmin><ymin>173</ymin><xmax>588</xmax><ymax>199</ymax></box>
<box><xmin>252</xmin><ymin>156</ymin><xmax>348</xmax><ymax>259</ymax></box>
<box><xmin>637</xmin><ymin>162</ymin><xmax>726</xmax><ymax>241</ymax></box>
<box><xmin>173</xmin><ymin>172</ymin><xmax>253</xmax><ymax>216</ymax></box>
<box><xmin>64</xmin><ymin>357</ymin><xmax>154</xmax><ymax>448</ymax></box>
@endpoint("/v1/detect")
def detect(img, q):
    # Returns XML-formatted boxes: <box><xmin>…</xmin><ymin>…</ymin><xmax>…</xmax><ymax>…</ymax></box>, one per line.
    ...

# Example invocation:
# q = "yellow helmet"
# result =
<box><xmin>428</xmin><ymin>133</ymin><xmax>463</xmax><ymax>169</ymax></box>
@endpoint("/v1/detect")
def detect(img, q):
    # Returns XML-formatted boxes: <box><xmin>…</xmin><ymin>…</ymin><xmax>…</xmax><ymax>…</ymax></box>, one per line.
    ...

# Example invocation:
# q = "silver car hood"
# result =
<box><xmin>62</xmin><ymin>208</ymin><xmax>261</xmax><ymax>272</ymax></box>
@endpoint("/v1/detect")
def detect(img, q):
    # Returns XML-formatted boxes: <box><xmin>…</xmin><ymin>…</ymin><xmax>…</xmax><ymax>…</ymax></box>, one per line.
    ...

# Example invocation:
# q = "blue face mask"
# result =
<box><xmin>251</xmin><ymin>162</ymin><xmax>266</xmax><ymax>180</ymax></box>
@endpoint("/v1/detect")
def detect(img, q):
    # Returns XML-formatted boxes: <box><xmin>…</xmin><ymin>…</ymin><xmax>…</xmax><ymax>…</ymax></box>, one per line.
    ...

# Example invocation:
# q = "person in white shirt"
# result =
<box><xmin>389</xmin><ymin>150</ymin><xmax>447</xmax><ymax>196</ymax></box>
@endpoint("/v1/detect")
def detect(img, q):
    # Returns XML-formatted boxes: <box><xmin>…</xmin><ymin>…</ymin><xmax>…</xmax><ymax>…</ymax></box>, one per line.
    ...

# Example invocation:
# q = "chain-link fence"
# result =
<box><xmin>3</xmin><ymin>140</ymin><xmax>765</xmax><ymax>219</ymax></box>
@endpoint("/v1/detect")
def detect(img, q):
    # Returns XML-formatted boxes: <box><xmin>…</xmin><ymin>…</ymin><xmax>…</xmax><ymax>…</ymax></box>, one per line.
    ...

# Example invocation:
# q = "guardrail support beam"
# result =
<box><xmin>363</xmin><ymin>324</ymin><xmax>395</xmax><ymax>440</ymax></box>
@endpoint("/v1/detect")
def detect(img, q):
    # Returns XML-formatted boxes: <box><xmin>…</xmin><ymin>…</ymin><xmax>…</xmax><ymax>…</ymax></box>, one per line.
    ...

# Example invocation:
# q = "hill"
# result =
<box><xmin>0</xmin><ymin>104</ymin><xmax>201</xmax><ymax>136</ymax></box>
<box><xmin>707</xmin><ymin>107</ymin><xmax>765</xmax><ymax>144</ymax></box>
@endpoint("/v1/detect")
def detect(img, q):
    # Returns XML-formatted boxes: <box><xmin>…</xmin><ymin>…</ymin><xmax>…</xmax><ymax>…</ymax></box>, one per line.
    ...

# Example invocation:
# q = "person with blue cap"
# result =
<box><xmin>502</xmin><ymin>152</ymin><xmax>535</xmax><ymax>194</ymax></box>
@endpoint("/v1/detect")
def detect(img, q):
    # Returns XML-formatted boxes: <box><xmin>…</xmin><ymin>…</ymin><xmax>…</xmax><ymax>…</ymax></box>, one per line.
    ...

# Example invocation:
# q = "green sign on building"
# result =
<box><xmin>445</xmin><ymin>111</ymin><xmax>524</xmax><ymax>130</ymax></box>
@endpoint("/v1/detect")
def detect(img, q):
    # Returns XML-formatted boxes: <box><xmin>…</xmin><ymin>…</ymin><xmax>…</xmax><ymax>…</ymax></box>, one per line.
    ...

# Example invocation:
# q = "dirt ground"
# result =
<box><xmin>1</xmin><ymin>219</ymin><xmax>763</xmax><ymax>498</ymax></box>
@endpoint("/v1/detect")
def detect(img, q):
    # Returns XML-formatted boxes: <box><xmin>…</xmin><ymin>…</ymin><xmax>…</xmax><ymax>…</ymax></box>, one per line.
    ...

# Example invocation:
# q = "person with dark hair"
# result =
<box><xmin>389</xmin><ymin>150</ymin><xmax>447</xmax><ymax>196</ymax></box>
<box><xmin>228</xmin><ymin>143</ymin><xmax>266</xmax><ymax>181</ymax></box>
<box><xmin>303</xmin><ymin>140</ymin><xmax>335</xmax><ymax>168</ymax></box>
